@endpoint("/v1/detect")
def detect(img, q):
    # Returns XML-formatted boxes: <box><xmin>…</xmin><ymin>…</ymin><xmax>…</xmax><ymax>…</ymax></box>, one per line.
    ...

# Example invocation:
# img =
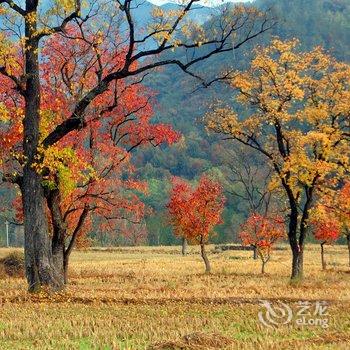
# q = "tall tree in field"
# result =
<box><xmin>0</xmin><ymin>0</ymin><xmax>274</xmax><ymax>291</ymax></box>
<box><xmin>206</xmin><ymin>39</ymin><xmax>350</xmax><ymax>280</ymax></box>
<box><xmin>217</xmin><ymin>145</ymin><xmax>286</xmax><ymax>259</ymax></box>
<box><xmin>167</xmin><ymin>176</ymin><xmax>225</xmax><ymax>273</ymax></box>
<box><xmin>1</xmin><ymin>27</ymin><xmax>179</xmax><ymax>284</ymax></box>
<box><xmin>239</xmin><ymin>213</ymin><xmax>285</xmax><ymax>274</ymax></box>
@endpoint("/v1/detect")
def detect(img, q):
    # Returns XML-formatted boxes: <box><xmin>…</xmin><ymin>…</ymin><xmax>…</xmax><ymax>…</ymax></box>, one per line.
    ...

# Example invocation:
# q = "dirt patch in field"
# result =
<box><xmin>148</xmin><ymin>332</ymin><xmax>233</xmax><ymax>350</ymax></box>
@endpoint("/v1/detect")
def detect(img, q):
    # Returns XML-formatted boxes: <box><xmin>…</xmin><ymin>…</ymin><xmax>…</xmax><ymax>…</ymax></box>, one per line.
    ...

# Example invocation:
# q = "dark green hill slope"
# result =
<box><xmin>136</xmin><ymin>0</ymin><xmax>350</xmax><ymax>245</ymax></box>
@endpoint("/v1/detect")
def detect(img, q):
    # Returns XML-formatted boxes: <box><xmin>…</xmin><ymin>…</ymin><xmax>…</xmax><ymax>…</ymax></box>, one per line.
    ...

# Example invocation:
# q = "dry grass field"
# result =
<box><xmin>0</xmin><ymin>244</ymin><xmax>349</xmax><ymax>350</ymax></box>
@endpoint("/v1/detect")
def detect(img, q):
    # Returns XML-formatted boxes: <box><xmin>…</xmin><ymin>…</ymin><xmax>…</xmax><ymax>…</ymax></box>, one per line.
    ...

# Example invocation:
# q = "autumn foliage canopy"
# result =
<box><xmin>313</xmin><ymin>219</ymin><xmax>341</xmax><ymax>245</ymax></box>
<box><xmin>0</xmin><ymin>27</ymin><xmax>179</xmax><ymax>244</ymax></box>
<box><xmin>206</xmin><ymin>38</ymin><xmax>350</xmax><ymax>279</ymax></box>
<box><xmin>167</xmin><ymin>176</ymin><xmax>225</xmax><ymax>244</ymax></box>
<box><xmin>311</xmin><ymin>181</ymin><xmax>350</xmax><ymax>245</ymax></box>
<box><xmin>239</xmin><ymin>213</ymin><xmax>285</xmax><ymax>251</ymax></box>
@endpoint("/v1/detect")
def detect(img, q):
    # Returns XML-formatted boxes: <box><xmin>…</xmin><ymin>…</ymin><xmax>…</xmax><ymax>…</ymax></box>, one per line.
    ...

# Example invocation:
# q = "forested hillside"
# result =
<box><xmin>134</xmin><ymin>0</ymin><xmax>350</xmax><ymax>245</ymax></box>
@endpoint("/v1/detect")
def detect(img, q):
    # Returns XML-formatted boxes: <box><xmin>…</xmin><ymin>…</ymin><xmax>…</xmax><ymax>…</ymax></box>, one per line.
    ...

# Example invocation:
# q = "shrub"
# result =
<box><xmin>0</xmin><ymin>251</ymin><xmax>25</xmax><ymax>277</ymax></box>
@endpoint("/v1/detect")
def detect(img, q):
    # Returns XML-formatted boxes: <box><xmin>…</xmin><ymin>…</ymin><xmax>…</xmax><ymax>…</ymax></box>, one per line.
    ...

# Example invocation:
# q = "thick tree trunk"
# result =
<box><xmin>289</xmin><ymin>191</ymin><xmax>312</xmax><ymax>281</ymax></box>
<box><xmin>200</xmin><ymin>237</ymin><xmax>211</xmax><ymax>273</ymax></box>
<box><xmin>22</xmin><ymin>175</ymin><xmax>63</xmax><ymax>292</ymax></box>
<box><xmin>320</xmin><ymin>242</ymin><xmax>326</xmax><ymax>270</ymax></box>
<box><xmin>292</xmin><ymin>192</ymin><xmax>312</xmax><ymax>280</ymax></box>
<box><xmin>289</xmin><ymin>208</ymin><xmax>303</xmax><ymax>281</ymax></box>
<box><xmin>291</xmin><ymin>244</ymin><xmax>304</xmax><ymax>280</ymax></box>
<box><xmin>282</xmin><ymin>178</ymin><xmax>304</xmax><ymax>281</ymax></box>
<box><xmin>47</xmin><ymin>189</ymin><xmax>89</xmax><ymax>285</ymax></box>
<box><xmin>181</xmin><ymin>237</ymin><xmax>187</xmax><ymax>256</ymax></box>
<box><xmin>22</xmin><ymin>2</ymin><xmax>63</xmax><ymax>292</ymax></box>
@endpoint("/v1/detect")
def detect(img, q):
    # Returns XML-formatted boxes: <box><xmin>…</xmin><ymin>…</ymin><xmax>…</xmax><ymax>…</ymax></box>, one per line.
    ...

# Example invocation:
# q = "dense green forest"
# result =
<box><xmin>1</xmin><ymin>0</ymin><xmax>350</xmax><ymax>246</ymax></box>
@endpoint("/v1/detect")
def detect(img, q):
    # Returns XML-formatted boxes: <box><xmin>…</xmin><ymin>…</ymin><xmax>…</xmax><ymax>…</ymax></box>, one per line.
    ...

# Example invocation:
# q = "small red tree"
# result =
<box><xmin>239</xmin><ymin>213</ymin><xmax>286</xmax><ymax>274</ymax></box>
<box><xmin>167</xmin><ymin>176</ymin><xmax>225</xmax><ymax>273</ymax></box>
<box><xmin>338</xmin><ymin>183</ymin><xmax>350</xmax><ymax>267</ymax></box>
<box><xmin>313</xmin><ymin>217</ymin><xmax>341</xmax><ymax>270</ymax></box>
<box><xmin>311</xmin><ymin>181</ymin><xmax>350</xmax><ymax>269</ymax></box>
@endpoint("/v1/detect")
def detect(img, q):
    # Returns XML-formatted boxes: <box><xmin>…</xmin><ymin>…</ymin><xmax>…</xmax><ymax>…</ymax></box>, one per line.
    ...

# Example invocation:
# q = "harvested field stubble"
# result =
<box><xmin>0</xmin><ymin>244</ymin><xmax>349</xmax><ymax>349</ymax></box>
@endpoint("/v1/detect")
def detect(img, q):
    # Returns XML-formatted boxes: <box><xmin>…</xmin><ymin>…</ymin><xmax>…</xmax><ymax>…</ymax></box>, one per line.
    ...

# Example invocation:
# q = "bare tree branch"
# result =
<box><xmin>41</xmin><ymin>3</ymin><xmax>276</xmax><ymax>148</ymax></box>
<box><xmin>0</xmin><ymin>0</ymin><xmax>26</xmax><ymax>16</ymax></box>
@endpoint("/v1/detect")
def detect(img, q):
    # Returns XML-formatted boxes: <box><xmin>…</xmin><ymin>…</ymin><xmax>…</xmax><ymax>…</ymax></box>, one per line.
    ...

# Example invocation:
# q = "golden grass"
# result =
<box><xmin>0</xmin><ymin>244</ymin><xmax>349</xmax><ymax>349</ymax></box>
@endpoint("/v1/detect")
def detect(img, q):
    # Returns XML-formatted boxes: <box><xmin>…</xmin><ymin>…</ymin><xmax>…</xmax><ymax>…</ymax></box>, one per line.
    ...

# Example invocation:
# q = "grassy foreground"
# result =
<box><xmin>0</xmin><ymin>244</ymin><xmax>349</xmax><ymax>350</ymax></box>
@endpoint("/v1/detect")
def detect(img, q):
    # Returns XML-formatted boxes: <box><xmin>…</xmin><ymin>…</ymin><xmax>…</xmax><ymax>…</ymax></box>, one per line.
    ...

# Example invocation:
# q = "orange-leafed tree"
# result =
<box><xmin>312</xmin><ymin>217</ymin><xmax>341</xmax><ymax>270</ymax></box>
<box><xmin>167</xmin><ymin>176</ymin><xmax>225</xmax><ymax>273</ymax></box>
<box><xmin>239</xmin><ymin>213</ymin><xmax>285</xmax><ymax>274</ymax></box>
<box><xmin>206</xmin><ymin>39</ymin><xmax>350</xmax><ymax>281</ymax></box>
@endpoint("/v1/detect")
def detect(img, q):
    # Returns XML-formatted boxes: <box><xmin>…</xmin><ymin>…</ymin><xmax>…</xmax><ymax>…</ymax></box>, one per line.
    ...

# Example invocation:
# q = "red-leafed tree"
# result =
<box><xmin>0</xmin><ymin>0</ymin><xmax>273</xmax><ymax>291</ymax></box>
<box><xmin>239</xmin><ymin>213</ymin><xmax>286</xmax><ymax>274</ymax></box>
<box><xmin>313</xmin><ymin>217</ymin><xmax>341</xmax><ymax>270</ymax></box>
<box><xmin>167</xmin><ymin>176</ymin><xmax>225</xmax><ymax>273</ymax></box>
<box><xmin>0</xmin><ymin>27</ymin><xmax>179</xmax><ymax>285</ymax></box>
<box><xmin>311</xmin><ymin>181</ymin><xmax>350</xmax><ymax>270</ymax></box>
<box><xmin>310</xmin><ymin>181</ymin><xmax>350</xmax><ymax>269</ymax></box>
<box><xmin>338</xmin><ymin>183</ymin><xmax>350</xmax><ymax>266</ymax></box>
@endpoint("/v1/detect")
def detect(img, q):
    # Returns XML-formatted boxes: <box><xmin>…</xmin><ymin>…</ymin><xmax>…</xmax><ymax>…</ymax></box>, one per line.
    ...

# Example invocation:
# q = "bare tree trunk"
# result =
<box><xmin>63</xmin><ymin>207</ymin><xmax>89</xmax><ymax>283</ymax></box>
<box><xmin>200</xmin><ymin>237</ymin><xmax>211</xmax><ymax>273</ymax></box>
<box><xmin>22</xmin><ymin>1</ymin><xmax>63</xmax><ymax>292</ymax></box>
<box><xmin>181</xmin><ymin>237</ymin><xmax>187</xmax><ymax>256</ymax></box>
<box><xmin>320</xmin><ymin>242</ymin><xmax>326</xmax><ymax>270</ymax></box>
<box><xmin>258</xmin><ymin>250</ymin><xmax>269</xmax><ymax>274</ymax></box>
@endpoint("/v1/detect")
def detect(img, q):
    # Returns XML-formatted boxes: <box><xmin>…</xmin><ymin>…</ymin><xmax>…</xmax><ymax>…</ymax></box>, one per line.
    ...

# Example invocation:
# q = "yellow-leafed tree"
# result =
<box><xmin>206</xmin><ymin>39</ymin><xmax>350</xmax><ymax>280</ymax></box>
